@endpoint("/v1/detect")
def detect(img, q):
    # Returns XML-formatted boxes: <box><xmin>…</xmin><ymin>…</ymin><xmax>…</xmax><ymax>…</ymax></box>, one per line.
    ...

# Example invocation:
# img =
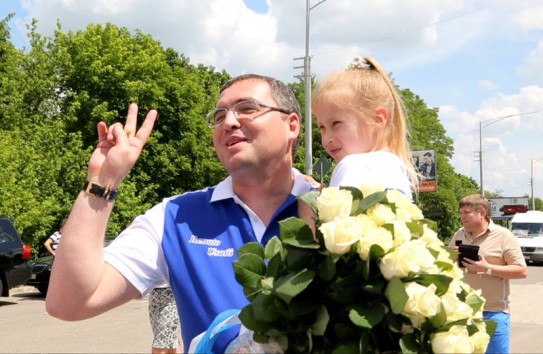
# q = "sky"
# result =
<box><xmin>1</xmin><ymin>0</ymin><xmax>542</xmax><ymax>199</ymax></box>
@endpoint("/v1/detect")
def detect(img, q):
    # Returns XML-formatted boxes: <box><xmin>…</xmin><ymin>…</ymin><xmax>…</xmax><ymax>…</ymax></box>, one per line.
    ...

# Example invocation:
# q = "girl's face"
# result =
<box><xmin>314</xmin><ymin>104</ymin><xmax>382</xmax><ymax>163</ymax></box>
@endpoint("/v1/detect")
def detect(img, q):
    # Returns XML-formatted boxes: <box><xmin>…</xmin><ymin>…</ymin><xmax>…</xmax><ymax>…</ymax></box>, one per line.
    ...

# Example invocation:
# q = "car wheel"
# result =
<box><xmin>37</xmin><ymin>285</ymin><xmax>48</xmax><ymax>295</ymax></box>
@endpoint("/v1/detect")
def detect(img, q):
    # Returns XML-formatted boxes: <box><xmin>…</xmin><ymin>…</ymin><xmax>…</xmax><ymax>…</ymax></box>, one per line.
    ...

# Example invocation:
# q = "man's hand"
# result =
<box><xmin>87</xmin><ymin>103</ymin><xmax>157</xmax><ymax>188</ymax></box>
<box><xmin>462</xmin><ymin>254</ymin><xmax>490</xmax><ymax>273</ymax></box>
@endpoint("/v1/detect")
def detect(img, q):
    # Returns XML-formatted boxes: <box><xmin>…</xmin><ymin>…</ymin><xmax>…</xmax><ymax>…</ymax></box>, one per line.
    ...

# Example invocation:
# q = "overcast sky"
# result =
<box><xmin>1</xmin><ymin>0</ymin><xmax>542</xmax><ymax>198</ymax></box>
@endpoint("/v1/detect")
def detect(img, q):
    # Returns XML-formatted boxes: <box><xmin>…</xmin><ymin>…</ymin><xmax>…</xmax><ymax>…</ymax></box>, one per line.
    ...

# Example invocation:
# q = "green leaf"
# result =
<box><xmin>298</xmin><ymin>190</ymin><xmax>320</xmax><ymax>214</ymax></box>
<box><xmin>251</xmin><ymin>293</ymin><xmax>281</xmax><ymax>322</ymax></box>
<box><xmin>237</xmin><ymin>242</ymin><xmax>265</xmax><ymax>259</ymax></box>
<box><xmin>465</xmin><ymin>291</ymin><xmax>486</xmax><ymax>313</ymax></box>
<box><xmin>233</xmin><ymin>253</ymin><xmax>266</xmax><ymax>289</ymax></box>
<box><xmin>264</xmin><ymin>236</ymin><xmax>284</xmax><ymax>260</ymax></box>
<box><xmin>238</xmin><ymin>305</ymin><xmax>272</xmax><ymax>332</ymax></box>
<box><xmin>311</xmin><ymin>305</ymin><xmax>329</xmax><ymax>336</ymax></box>
<box><xmin>399</xmin><ymin>333</ymin><xmax>419</xmax><ymax>353</ymax></box>
<box><xmin>356</xmin><ymin>191</ymin><xmax>387</xmax><ymax>214</ymax></box>
<box><xmin>285</xmin><ymin>248</ymin><xmax>316</xmax><ymax>271</ymax></box>
<box><xmin>484</xmin><ymin>319</ymin><xmax>497</xmax><ymax>337</ymax></box>
<box><xmin>408</xmin><ymin>273</ymin><xmax>453</xmax><ymax>296</ymax></box>
<box><xmin>274</xmin><ymin>269</ymin><xmax>315</xmax><ymax>304</ymax></box>
<box><xmin>332</xmin><ymin>341</ymin><xmax>361</xmax><ymax>354</ymax></box>
<box><xmin>266</xmin><ymin>252</ymin><xmax>283</xmax><ymax>278</ymax></box>
<box><xmin>340</xmin><ymin>186</ymin><xmax>363</xmax><ymax>200</ymax></box>
<box><xmin>280</xmin><ymin>217</ymin><xmax>320</xmax><ymax>249</ymax></box>
<box><xmin>318</xmin><ymin>254</ymin><xmax>336</xmax><ymax>281</ymax></box>
<box><xmin>349</xmin><ymin>303</ymin><xmax>386</xmax><ymax>328</ymax></box>
<box><xmin>429</xmin><ymin>303</ymin><xmax>447</xmax><ymax>328</ymax></box>
<box><xmin>406</xmin><ymin>221</ymin><xmax>424</xmax><ymax>237</ymax></box>
<box><xmin>385</xmin><ymin>277</ymin><xmax>408</xmax><ymax>314</ymax></box>
<box><xmin>261</xmin><ymin>276</ymin><xmax>274</xmax><ymax>294</ymax></box>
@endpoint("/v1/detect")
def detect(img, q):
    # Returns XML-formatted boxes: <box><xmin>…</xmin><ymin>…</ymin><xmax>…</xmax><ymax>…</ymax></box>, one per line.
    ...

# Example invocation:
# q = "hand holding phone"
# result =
<box><xmin>458</xmin><ymin>244</ymin><xmax>479</xmax><ymax>267</ymax></box>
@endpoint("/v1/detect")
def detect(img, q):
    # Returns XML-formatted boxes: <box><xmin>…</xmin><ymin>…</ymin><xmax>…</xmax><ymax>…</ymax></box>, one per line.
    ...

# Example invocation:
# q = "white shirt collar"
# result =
<box><xmin>210</xmin><ymin>168</ymin><xmax>312</xmax><ymax>202</ymax></box>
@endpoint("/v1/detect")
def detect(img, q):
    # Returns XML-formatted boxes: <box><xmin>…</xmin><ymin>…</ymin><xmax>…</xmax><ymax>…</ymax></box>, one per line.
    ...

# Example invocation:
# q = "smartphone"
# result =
<box><xmin>455</xmin><ymin>240</ymin><xmax>462</xmax><ymax>246</ymax></box>
<box><xmin>458</xmin><ymin>244</ymin><xmax>479</xmax><ymax>267</ymax></box>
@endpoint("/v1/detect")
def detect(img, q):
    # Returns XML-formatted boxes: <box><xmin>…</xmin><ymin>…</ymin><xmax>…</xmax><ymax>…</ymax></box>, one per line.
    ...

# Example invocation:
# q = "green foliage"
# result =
<box><xmin>0</xmin><ymin>17</ymin><xmax>488</xmax><ymax>256</ymax></box>
<box><xmin>0</xmin><ymin>20</ymin><xmax>228</xmax><ymax>254</ymax></box>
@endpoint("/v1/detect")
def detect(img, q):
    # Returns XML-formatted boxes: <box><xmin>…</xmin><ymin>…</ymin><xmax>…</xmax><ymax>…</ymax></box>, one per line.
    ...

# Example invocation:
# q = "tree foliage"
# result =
<box><xmin>1</xmin><ymin>17</ymin><xmax>486</xmax><ymax>254</ymax></box>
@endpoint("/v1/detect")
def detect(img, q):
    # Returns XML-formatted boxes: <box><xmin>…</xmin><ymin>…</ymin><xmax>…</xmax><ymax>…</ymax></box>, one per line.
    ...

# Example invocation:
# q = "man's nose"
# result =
<box><xmin>222</xmin><ymin>110</ymin><xmax>240</xmax><ymax>128</ymax></box>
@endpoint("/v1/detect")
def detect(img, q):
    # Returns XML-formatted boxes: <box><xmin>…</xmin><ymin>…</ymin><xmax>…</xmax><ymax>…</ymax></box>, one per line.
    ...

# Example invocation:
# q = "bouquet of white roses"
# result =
<box><xmin>232</xmin><ymin>186</ymin><xmax>496</xmax><ymax>353</ymax></box>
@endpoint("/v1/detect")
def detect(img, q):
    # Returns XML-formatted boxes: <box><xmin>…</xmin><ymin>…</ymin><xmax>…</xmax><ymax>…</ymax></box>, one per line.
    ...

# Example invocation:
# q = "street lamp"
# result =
<box><xmin>478</xmin><ymin>111</ymin><xmax>538</xmax><ymax>195</ymax></box>
<box><xmin>302</xmin><ymin>0</ymin><xmax>327</xmax><ymax>175</ymax></box>
<box><xmin>531</xmin><ymin>158</ymin><xmax>543</xmax><ymax>210</ymax></box>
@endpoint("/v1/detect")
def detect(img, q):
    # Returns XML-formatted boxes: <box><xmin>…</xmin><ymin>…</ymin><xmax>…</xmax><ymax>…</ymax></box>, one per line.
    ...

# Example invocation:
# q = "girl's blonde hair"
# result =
<box><xmin>312</xmin><ymin>56</ymin><xmax>419</xmax><ymax>190</ymax></box>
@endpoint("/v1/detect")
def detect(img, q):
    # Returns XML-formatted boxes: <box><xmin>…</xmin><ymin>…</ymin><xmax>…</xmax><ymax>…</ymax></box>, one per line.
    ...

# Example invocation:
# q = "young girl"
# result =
<box><xmin>312</xmin><ymin>56</ymin><xmax>418</xmax><ymax>194</ymax></box>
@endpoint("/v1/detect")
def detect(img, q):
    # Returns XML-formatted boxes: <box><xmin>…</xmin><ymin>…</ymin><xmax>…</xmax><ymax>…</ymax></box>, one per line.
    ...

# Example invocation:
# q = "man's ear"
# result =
<box><xmin>287</xmin><ymin>112</ymin><xmax>301</xmax><ymax>138</ymax></box>
<box><xmin>373</xmin><ymin>107</ymin><xmax>389</xmax><ymax>126</ymax></box>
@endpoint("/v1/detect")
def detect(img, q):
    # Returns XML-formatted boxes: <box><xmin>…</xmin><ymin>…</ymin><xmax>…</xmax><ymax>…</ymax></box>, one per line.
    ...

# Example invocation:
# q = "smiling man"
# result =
<box><xmin>45</xmin><ymin>74</ymin><xmax>314</xmax><ymax>353</ymax></box>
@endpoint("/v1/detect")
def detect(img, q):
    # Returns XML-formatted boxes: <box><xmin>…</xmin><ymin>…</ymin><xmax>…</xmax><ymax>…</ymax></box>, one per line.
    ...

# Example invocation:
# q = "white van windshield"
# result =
<box><xmin>512</xmin><ymin>223</ymin><xmax>543</xmax><ymax>237</ymax></box>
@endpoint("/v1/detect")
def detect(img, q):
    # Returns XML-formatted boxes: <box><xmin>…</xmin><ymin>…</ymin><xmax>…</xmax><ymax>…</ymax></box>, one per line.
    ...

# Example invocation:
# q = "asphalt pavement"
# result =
<box><xmin>1</xmin><ymin>265</ymin><xmax>542</xmax><ymax>353</ymax></box>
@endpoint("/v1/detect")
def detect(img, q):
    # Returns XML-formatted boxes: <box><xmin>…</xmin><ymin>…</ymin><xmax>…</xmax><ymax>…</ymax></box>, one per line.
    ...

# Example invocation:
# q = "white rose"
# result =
<box><xmin>317</xmin><ymin>187</ymin><xmax>353</xmax><ymax>223</ymax></box>
<box><xmin>360</xmin><ymin>185</ymin><xmax>386</xmax><ymax>197</ymax></box>
<box><xmin>431</xmin><ymin>325</ymin><xmax>474</xmax><ymax>353</ymax></box>
<box><xmin>403</xmin><ymin>282</ymin><xmax>442</xmax><ymax>328</ymax></box>
<box><xmin>367</xmin><ymin>204</ymin><xmax>396</xmax><ymax>226</ymax></box>
<box><xmin>386</xmin><ymin>189</ymin><xmax>412</xmax><ymax>205</ymax></box>
<box><xmin>440</xmin><ymin>292</ymin><xmax>473</xmax><ymax>323</ymax></box>
<box><xmin>421</xmin><ymin>225</ymin><xmax>443</xmax><ymax>249</ymax></box>
<box><xmin>357</xmin><ymin>226</ymin><xmax>394</xmax><ymax>260</ymax></box>
<box><xmin>392</xmin><ymin>220</ymin><xmax>412</xmax><ymax>247</ymax></box>
<box><xmin>395</xmin><ymin>203</ymin><xmax>424</xmax><ymax>222</ymax></box>
<box><xmin>379</xmin><ymin>239</ymin><xmax>436</xmax><ymax>279</ymax></box>
<box><xmin>470</xmin><ymin>322</ymin><xmax>490</xmax><ymax>353</ymax></box>
<box><xmin>319</xmin><ymin>217</ymin><xmax>360</xmax><ymax>255</ymax></box>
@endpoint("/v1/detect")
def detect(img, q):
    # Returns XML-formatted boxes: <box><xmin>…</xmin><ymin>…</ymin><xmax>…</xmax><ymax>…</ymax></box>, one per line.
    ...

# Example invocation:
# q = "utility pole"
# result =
<box><xmin>293</xmin><ymin>0</ymin><xmax>328</xmax><ymax>175</ymax></box>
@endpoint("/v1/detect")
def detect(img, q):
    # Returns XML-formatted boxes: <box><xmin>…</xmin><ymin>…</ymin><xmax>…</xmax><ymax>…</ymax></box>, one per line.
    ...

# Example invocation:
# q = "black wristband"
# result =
<box><xmin>83</xmin><ymin>181</ymin><xmax>119</xmax><ymax>201</ymax></box>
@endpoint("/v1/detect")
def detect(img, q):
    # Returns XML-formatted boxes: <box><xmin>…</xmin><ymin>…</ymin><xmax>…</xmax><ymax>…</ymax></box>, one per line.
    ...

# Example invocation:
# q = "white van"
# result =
<box><xmin>511</xmin><ymin>211</ymin><xmax>543</xmax><ymax>264</ymax></box>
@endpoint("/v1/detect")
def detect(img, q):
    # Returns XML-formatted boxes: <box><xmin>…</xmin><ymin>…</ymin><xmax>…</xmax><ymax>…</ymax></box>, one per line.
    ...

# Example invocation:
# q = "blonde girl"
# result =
<box><xmin>312</xmin><ymin>56</ymin><xmax>418</xmax><ymax>195</ymax></box>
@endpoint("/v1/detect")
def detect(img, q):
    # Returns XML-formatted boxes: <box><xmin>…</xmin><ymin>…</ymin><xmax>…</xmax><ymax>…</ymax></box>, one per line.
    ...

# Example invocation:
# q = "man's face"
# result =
<box><xmin>459</xmin><ymin>206</ymin><xmax>485</xmax><ymax>233</ymax></box>
<box><xmin>212</xmin><ymin>79</ymin><xmax>299</xmax><ymax>177</ymax></box>
<box><xmin>423</xmin><ymin>155</ymin><xmax>431</xmax><ymax>165</ymax></box>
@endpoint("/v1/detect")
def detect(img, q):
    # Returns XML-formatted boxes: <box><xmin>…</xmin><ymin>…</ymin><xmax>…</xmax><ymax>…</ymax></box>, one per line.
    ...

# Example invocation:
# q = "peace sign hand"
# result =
<box><xmin>87</xmin><ymin>103</ymin><xmax>157</xmax><ymax>189</ymax></box>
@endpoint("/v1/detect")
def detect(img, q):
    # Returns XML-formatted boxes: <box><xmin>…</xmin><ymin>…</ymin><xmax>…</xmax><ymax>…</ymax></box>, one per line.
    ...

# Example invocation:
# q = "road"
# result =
<box><xmin>1</xmin><ymin>264</ymin><xmax>542</xmax><ymax>353</ymax></box>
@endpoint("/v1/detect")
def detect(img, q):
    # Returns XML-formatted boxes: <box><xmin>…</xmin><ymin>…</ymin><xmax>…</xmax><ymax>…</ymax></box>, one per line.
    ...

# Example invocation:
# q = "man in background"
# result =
<box><xmin>449</xmin><ymin>194</ymin><xmax>527</xmax><ymax>353</ymax></box>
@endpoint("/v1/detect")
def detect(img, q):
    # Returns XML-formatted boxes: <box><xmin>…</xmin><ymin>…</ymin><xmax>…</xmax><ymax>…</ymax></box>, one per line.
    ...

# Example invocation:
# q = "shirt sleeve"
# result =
<box><xmin>104</xmin><ymin>198</ymin><xmax>172</xmax><ymax>296</ymax></box>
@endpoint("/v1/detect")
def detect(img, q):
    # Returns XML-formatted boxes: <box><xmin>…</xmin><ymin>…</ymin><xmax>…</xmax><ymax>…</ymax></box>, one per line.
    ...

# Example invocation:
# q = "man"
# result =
<box><xmin>419</xmin><ymin>151</ymin><xmax>436</xmax><ymax>180</ymax></box>
<box><xmin>449</xmin><ymin>194</ymin><xmax>527</xmax><ymax>354</ymax></box>
<box><xmin>45</xmin><ymin>74</ymin><xmax>313</xmax><ymax>352</ymax></box>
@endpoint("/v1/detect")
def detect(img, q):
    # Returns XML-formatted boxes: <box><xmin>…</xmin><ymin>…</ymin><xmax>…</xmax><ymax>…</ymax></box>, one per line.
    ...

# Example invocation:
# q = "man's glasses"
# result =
<box><xmin>206</xmin><ymin>99</ymin><xmax>291</xmax><ymax>128</ymax></box>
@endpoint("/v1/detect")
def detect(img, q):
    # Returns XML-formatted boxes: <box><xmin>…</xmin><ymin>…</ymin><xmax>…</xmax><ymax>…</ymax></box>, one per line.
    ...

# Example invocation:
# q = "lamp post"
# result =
<box><xmin>478</xmin><ymin>111</ymin><xmax>538</xmax><ymax>195</ymax></box>
<box><xmin>531</xmin><ymin>158</ymin><xmax>543</xmax><ymax>210</ymax></box>
<box><xmin>302</xmin><ymin>0</ymin><xmax>327</xmax><ymax>175</ymax></box>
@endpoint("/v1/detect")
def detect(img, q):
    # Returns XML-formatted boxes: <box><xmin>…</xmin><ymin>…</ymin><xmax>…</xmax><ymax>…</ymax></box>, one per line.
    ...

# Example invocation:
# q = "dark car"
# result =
<box><xmin>0</xmin><ymin>217</ymin><xmax>33</xmax><ymax>297</ymax></box>
<box><xmin>27</xmin><ymin>238</ymin><xmax>114</xmax><ymax>295</ymax></box>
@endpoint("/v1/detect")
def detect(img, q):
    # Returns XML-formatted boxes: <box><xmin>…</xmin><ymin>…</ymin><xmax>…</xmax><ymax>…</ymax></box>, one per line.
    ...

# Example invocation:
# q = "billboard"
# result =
<box><xmin>488</xmin><ymin>197</ymin><xmax>529</xmax><ymax>218</ymax></box>
<box><xmin>412</xmin><ymin>149</ymin><xmax>437</xmax><ymax>193</ymax></box>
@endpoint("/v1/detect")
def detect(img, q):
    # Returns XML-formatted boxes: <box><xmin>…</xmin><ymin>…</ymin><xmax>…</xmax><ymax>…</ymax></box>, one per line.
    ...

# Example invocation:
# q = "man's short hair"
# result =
<box><xmin>459</xmin><ymin>194</ymin><xmax>491</xmax><ymax>222</ymax></box>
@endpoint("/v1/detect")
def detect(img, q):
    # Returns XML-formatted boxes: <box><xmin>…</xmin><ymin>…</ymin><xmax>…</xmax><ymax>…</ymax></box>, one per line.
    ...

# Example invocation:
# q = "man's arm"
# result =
<box><xmin>43</xmin><ymin>238</ymin><xmax>55</xmax><ymax>256</ymax></box>
<box><xmin>45</xmin><ymin>104</ymin><xmax>157</xmax><ymax>320</ymax></box>
<box><xmin>462</xmin><ymin>256</ymin><xmax>528</xmax><ymax>279</ymax></box>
